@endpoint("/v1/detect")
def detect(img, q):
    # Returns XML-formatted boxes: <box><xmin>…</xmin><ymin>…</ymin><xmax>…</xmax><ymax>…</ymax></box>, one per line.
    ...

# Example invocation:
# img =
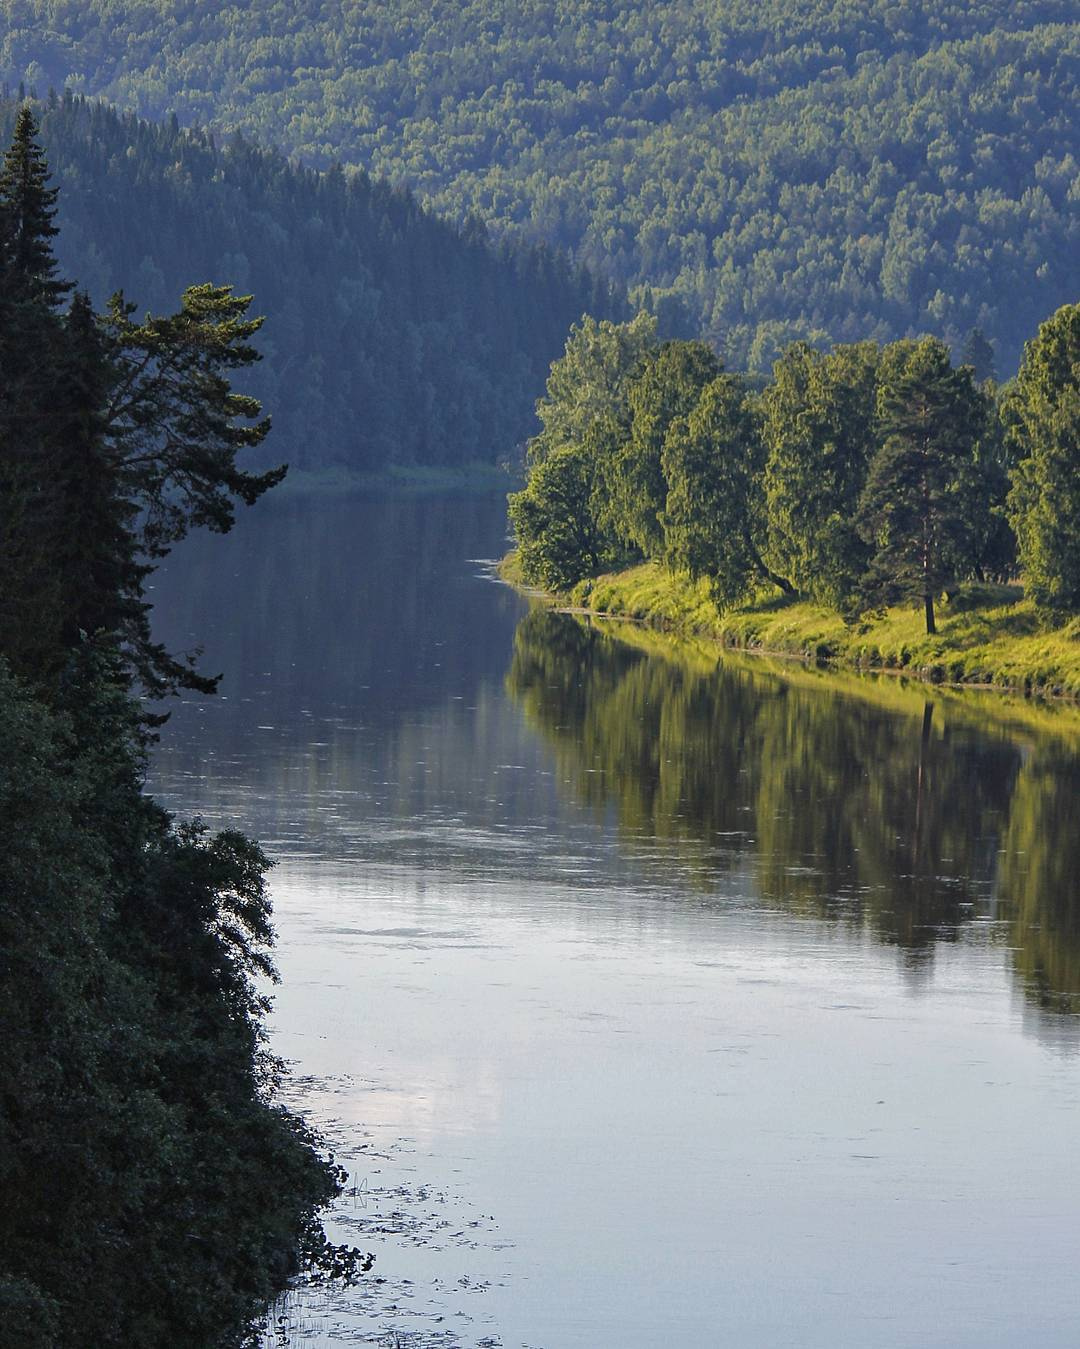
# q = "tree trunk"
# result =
<box><xmin>747</xmin><ymin>535</ymin><xmax>796</xmax><ymax>595</ymax></box>
<box><xmin>924</xmin><ymin>590</ymin><xmax>936</xmax><ymax>635</ymax></box>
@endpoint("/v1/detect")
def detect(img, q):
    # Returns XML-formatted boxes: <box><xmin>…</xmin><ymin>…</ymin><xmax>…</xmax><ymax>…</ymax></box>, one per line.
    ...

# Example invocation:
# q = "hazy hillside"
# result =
<box><xmin>4</xmin><ymin>0</ymin><xmax>1078</xmax><ymax>371</ymax></box>
<box><xmin>4</xmin><ymin>94</ymin><xmax>624</xmax><ymax>473</ymax></box>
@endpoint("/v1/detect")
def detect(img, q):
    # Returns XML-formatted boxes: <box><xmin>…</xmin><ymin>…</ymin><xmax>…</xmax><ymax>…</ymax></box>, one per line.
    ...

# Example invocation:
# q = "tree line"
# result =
<box><xmin>4</xmin><ymin>0</ymin><xmax>1078</xmax><ymax>372</ymax></box>
<box><xmin>509</xmin><ymin>304</ymin><xmax>1080</xmax><ymax>634</ymax></box>
<box><xmin>0</xmin><ymin>109</ymin><xmax>362</xmax><ymax>1345</ymax></box>
<box><xmin>0</xmin><ymin>91</ymin><xmax>625</xmax><ymax>473</ymax></box>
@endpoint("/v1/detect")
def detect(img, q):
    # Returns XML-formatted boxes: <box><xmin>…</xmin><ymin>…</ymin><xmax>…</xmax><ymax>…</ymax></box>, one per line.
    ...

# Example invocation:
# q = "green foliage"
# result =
<box><xmin>856</xmin><ymin>337</ymin><xmax>993</xmax><ymax>632</ymax></box>
<box><xmin>528</xmin><ymin>310</ymin><xmax>655</xmax><ymax>465</ymax></box>
<box><xmin>1005</xmin><ymin>302</ymin><xmax>1080</xmax><ymax>613</ymax></box>
<box><xmin>0</xmin><ymin>93</ymin><xmax>624</xmax><ymax>475</ymax></box>
<box><xmin>762</xmin><ymin>340</ymin><xmax>879</xmax><ymax>607</ymax></box>
<box><xmin>661</xmin><ymin>375</ymin><xmax>785</xmax><ymax>610</ymax></box>
<box><xmin>506</xmin><ymin>604</ymin><xmax>1080</xmax><ymax>1012</ymax></box>
<box><xmin>0</xmin><ymin>112</ymin><xmax>348</xmax><ymax>1345</ymax></box>
<box><xmin>0</xmin><ymin>656</ymin><xmax>342</xmax><ymax>1347</ymax></box>
<box><xmin>508</xmin><ymin>434</ymin><xmax>613</xmax><ymax>590</ymax></box>
<box><xmin>0</xmin><ymin>109</ymin><xmax>283</xmax><ymax>699</ymax></box>
<box><xmin>3</xmin><ymin>2</ymin><xmax>1078</xmax><ymax>370</ymax></box>
<box><xmin>516</xmin><ymin>305</ymin><xmax>1041</xmax><ymax>626</ymax></box>
<box><xmin>611</xmin><ymin>339</ymin><xmax>721</xmax><ymax>558</ymax></box>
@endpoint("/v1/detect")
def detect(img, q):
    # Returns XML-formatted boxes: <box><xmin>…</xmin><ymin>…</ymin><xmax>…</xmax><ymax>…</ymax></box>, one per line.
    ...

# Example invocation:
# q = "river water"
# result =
<box><xmin>150</xmin><ymin>491</ymin><xmax>1080</xmax><ymax>1348</ymax></box>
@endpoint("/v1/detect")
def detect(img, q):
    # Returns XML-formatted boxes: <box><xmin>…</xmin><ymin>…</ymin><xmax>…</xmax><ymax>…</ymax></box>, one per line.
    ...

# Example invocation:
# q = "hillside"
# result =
<box><xmin>2</xmin><ymin>94</ymin><xmax>623</xmax><ymax>473</ymax></box>
<box><xmin>4</xmin><ymin>1</ymin><xmax>1078</xmax><ymax>371</ymax></box>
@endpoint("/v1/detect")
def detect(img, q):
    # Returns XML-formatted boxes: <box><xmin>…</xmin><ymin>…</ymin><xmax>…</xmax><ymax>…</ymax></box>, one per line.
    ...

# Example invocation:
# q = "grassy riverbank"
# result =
<box><xmin>500</xmin><ymin>551</ymin><xmax>1080</xmax><ymax>698</ymax></box>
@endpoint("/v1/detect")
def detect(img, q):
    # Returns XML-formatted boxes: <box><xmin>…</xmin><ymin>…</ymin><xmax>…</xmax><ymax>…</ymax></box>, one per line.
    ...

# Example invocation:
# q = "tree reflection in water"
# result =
<box><xmin>506</xmin><ymin>607</ymin><xmax>1080</xmax><ymax>1027</ymax></box>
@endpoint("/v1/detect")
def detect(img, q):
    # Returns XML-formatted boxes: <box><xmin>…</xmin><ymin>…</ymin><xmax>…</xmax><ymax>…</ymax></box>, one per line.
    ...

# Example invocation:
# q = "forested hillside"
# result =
<box><xmin>0</xmin><ymin>94</ymin><xmax>623</xmax><ymax>472</ymax></box>
<box><xmin>4</xmin><ymin>1</ymin><xmax>1078</xmax><ymax>371</ymax></box>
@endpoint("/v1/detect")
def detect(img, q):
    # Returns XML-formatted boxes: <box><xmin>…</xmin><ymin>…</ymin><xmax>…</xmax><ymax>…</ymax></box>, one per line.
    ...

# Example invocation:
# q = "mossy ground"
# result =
<box><xmin>500</xmin><ymin>552</ymin><xmax>1080</xmax><ymax>699</ymax></box>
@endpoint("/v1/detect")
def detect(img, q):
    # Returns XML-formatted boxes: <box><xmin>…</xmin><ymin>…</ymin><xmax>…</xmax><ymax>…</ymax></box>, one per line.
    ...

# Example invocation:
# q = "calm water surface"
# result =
<box><xmin>150</xmin><ymin>492</ymin><xmax>1080</xmax><ymax>1348</ymax></box>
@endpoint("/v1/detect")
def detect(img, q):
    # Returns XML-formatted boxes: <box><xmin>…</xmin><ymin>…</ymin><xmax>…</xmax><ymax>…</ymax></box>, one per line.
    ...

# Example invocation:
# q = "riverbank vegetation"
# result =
<box><xmin>4</xmin><ymin>1</ymin><xmax>1078</xmax><ymax>371</ymax></box>
<box><xmin>506</xmin><ymin>605</ymin><xmax>1080</xmax><ymax>1016</ymax></box>
<box><xmin>0</xmin><ymin>108</ymin><xmax>357</xmax><ymax>1345</ymax></box>
<box><xmin>507</xmin><ymin>302</ymin><xmax>1080</xmax><ymax>694</ymax></box>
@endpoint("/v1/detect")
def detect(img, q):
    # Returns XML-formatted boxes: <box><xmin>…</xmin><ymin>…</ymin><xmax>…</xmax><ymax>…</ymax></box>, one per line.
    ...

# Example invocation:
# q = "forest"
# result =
<box><xmin>3</xmin><ymin>0</ymin><xmax>1078</xmax><ymax>370</ymax></box>
<box><xmin>0</xmin><ymin>110</ymin><xmax>364</xmax><ymax>1345</ymax></box>
<box><xmin>508</xmin><ymin>303</ymin><xmax>1080</xmax><ymax>636</ymax></box>
<box><xmin>0</xmin><ymin>92</ymin><xmax>623</xmax><ymax>474</ymax></box>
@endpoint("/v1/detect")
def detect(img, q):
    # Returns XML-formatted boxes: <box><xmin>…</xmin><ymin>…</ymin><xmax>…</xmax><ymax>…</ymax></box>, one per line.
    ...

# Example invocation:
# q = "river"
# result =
<box><xmin>149</xmin><ymin>490</ymin><xmax>1080</xmax><ymax>1348</ymax></box>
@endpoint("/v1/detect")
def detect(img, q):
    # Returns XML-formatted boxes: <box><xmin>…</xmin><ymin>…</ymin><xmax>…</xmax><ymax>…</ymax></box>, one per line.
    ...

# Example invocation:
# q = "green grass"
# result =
<box><xmin>504</xmin><ymin>552</ymin><xmax>1080</xmax><ymax>699</ymax></box>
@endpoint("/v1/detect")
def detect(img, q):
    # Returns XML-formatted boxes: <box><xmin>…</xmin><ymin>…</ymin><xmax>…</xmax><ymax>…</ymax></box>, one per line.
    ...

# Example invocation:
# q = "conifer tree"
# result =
<box><xmin>960</xmin><ymin>327</ymin><xmax>997</xmax><ymax>385</ymax></box>
<box><xmin>856</xmin><ymin>337</ymin><xmax>989</xmax><ymax>634</ymax></box>
<box><xmin>0</xmin><ymin>110</ymin><xmax>281</xmax><ymax>700</ymax></box>
<box><xmin>0</xmin><ymin>104</ymin><xmax>70</xmax><ymax>308</ymax></box>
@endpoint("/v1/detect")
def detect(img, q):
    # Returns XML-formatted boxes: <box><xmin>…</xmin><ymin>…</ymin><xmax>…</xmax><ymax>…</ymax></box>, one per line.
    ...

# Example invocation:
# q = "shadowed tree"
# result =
<box><xmin>856</xmin><ymin>337</ymin><xmax>990</xmax><ymax>634</ymax></box>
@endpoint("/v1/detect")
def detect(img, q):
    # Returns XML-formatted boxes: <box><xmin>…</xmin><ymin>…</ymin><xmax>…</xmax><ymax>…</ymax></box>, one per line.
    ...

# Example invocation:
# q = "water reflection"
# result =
<box><xmin>505</xmin><ymin>608</ymin><xmax>1080</xmax><ymax>1026</ymax></box>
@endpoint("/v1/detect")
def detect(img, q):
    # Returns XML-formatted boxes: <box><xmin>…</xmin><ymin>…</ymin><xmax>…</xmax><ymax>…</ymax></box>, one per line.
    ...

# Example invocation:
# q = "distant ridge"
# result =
<box><xmin>3</xmin><ymin>0</ymin><xmax>1078</xmax><ymax>371</ymax></box>
<box><xmin>3</xmin><ymin>92</ymin><xmax>625</xmax><ymax>473</ymax></box>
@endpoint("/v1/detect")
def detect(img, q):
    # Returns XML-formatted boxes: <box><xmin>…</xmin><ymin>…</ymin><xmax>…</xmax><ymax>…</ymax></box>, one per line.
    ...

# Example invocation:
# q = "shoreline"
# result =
<box><xmin>498</xmin><ymin>551</ymin><xmax>1080</xmax><ymax>703</ymax></box>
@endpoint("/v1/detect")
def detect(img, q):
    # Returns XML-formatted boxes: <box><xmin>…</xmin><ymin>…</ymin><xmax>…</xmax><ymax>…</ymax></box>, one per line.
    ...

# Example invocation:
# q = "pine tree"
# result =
<box><xmin>0</xmin><ymin>112</ymin><xmax>281</xmax><ymax>701</ymax></box>
<box><xmin>856</xmin><ymin>338</ymin><xmax>989</xmax><ymax>634</ymax></box>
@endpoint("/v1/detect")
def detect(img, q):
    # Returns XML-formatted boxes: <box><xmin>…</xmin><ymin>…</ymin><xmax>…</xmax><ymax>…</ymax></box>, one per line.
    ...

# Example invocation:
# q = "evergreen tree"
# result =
<box><xmin>856</xmin><ymin>337</ymin><xmax>990</xmax><ymax>634</ymax></box>
<box><xmin>0</xmin><ymin>112</ymin><xmax>282</xmax><ymax>699</ymax></box>
<box><xmin>961</xmin><ymin>327</ymin><xmax>998</xmax><ymax>384</ymax></box>
<box><xmin>0</xmin><ymin>104</ymin><xmax>70</xmax><ymax>307</ymax></box>
<box><xmin>0</xmin><ymin>106</ymin><xmax>71</xmax><ymax>679</ymax></box>
<box><xmin>1005</xmin><ymin>302</ymin><xmax>1080</xmax><ymax>613</ymax></box>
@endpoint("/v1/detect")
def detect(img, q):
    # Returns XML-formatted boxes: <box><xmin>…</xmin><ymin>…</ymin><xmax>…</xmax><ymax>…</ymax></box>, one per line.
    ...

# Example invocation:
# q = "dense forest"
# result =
<box><xmin>0</xmin><ymin>93</ymin><xmax>624</xmax><ymax>473</ymax></box>
<box><xmin>509</xmin><ymin>302</ymin><xmax>1080</xmax><ymax>633</ymax></box>
<box><xmin>3</xmin><ymin>0</ymin><xmax>1078</xmax><ymax>370</ymax></box>
<box><xmin>0</xmin><ymin>110</ymin><xmax>364</xmax><ymax>1344</ymax></box>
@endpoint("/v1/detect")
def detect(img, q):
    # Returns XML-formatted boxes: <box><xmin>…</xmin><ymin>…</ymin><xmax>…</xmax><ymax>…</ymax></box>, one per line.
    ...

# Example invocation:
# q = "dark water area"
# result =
<box><xmin>150</xmin><ymin>491</ymin><xmax>1080</xmax><ymax>1347</ymax></box>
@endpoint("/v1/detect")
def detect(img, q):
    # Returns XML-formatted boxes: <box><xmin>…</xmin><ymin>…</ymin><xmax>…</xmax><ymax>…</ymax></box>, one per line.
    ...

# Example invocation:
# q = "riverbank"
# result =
<box><xmin>499</xmin><ymin>551</ymin><xmax>1080</xmax><ymax>698</ymax></box>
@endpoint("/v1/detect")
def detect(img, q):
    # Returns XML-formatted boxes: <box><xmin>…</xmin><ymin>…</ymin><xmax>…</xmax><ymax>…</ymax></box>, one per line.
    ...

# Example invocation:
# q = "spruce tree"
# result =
<box><xmin>0</xmin><ymin>105</ymin><xmax>70</xmax><ymax>308</ymax></box>
<box><xmin>0</xmin><ymin>111</ymin><xmax>280</xmax><ymax>701</ymax></box>
<box><xmin>0</xmin><ymin>106</ymin><xmax>71</xmax><ymax>679</ymax></box>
